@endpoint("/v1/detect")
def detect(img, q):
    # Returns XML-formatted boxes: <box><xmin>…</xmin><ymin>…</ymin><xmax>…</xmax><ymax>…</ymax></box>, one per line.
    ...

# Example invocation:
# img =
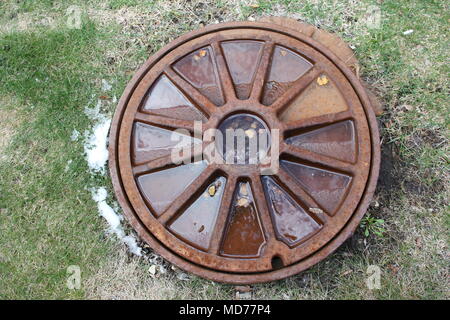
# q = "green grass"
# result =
<box><xmin>0</xmin><ymin>0</ymin><xmax>448</xmax><ymax>299</ymax></box>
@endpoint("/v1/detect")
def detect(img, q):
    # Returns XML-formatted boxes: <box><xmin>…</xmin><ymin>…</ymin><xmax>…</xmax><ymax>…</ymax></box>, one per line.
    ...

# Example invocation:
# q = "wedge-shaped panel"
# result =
<box><xmin>173</xmin><ymin>47</ymin><xmax>224</xmax><ymax>106</ymax></box>
<box><xmin>280</xmin><ymin>75</ymin><xmax>348</xmax><ymax>121</ymax></box>
<box><xmin>132</xmin><ymin>122</ymin><xmax>201</xmax><ymax>164</ymax></box>
<box><xmin>137</xmin><ymin>161</ymin><xmax>208</xmax><ymax>216</ymax></box>
<box><xmin>142</xmin><ymin>75</ymin><xmax>206</xmax><ymax>122</ymax></box>
<box><xmin>286</xmin><ymin>120</ymin><xmax>356</xmax><ymax>163</ymax></box>
<box><xmin>262</xmin><ymin>46</ymin><xmax>312</xmax><ymax>105</ymax></box>
<box><xmin>281</xmin><ymin>160</ymin><xmax>351</xmax><ymax>215</ymax></box>
<box><xmin>169</xmin><ymin>177</ymin><xmax>227</xmax><ymax>251</ymax></box>
<box><xmin>261</xmin><ymin>176</ymin><xmax>321</xmax><ymax>246</ymax></box>
<box><xmin>221</xmin><ymin>40</ymin><xmax>263</xmax><ymax>99</ymax></box>
<box><xmin>220</xmin><ymin>182</ymin><xmax>265</xmax><ymax>257</ymax></box>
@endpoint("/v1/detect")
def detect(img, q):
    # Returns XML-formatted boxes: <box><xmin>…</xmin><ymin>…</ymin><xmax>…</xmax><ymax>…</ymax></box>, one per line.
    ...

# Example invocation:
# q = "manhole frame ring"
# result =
<box><xmin>108</xmin><ymin>21</ymin><xmax>380</xmax><ymax>284</ymax></box>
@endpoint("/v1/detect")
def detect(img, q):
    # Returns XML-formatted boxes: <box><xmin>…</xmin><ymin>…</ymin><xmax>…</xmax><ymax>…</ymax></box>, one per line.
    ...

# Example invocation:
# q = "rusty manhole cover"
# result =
<box><xmin>109</xmin><ymin>21</ymin><xmax>380</xmax><ymax>284</ymax></box>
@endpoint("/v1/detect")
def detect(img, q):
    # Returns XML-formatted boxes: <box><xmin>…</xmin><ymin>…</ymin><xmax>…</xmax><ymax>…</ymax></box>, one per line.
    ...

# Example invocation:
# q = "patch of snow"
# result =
<box><xmin>122</xmin><ymin>235</ymin><xmax>142</xmax><ymax>256</ymax></box>
<box><xmin>84</xmin><ymin>99</ymin><xmax>104</xmax><ymax>121</ymax></box>
<box><xmin>70</xmin><ymin>129</ymin><xmax>80</xmax><ymax>141</ymax></box>
<box><xmin>403</xmin><ymin>29</ymin><xmax>413</xmax><ymax>35</ymax></box>
<box><xmin>102</xmin><ymin>79</ymin><xmax>112</xmax><ymax>91</ymax></box>
<box><xmin>91</xmin><ymin>187</ymin><xmax>142</xmax><ymax>256</ymax></box>
<box><xmin>83</xmin><ymin>96</ymin><xmax>142</xmax><ymax>257</ymax></box>
<box><xmin>84</xmin><ymin>117</ymin><xmax>111</xmax><ymax>173</ymax></box>
<box><xmin>65</xmin><ymin>159</ymin><xmax>73</xmax><ymax>172</ymax></box>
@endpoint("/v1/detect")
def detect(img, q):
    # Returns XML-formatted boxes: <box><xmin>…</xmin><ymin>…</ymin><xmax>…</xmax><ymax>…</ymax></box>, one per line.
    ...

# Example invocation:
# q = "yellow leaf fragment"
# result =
<box><xmin>237</xmin><ymin>198</ymin><xmax>249</xmax><ymax>207</ymax></box>
<box><xmin>317</xmin><ymin>75</ymin><xmax>329</xmax><ymax>86</ymax></box>
<box><xmin>208</xmin><ymin>185</ymin><xmax>216</xmax><ymax>196</ymax></box>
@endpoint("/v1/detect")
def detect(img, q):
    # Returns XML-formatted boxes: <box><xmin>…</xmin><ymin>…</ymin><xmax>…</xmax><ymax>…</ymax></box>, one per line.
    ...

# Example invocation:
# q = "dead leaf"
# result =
<box><xmin>237</xmin><ymin>198</ymin><xmax>249</xmax><ymax>207</ymax></box>
<box><xmin>388</xmin><ymin>264</ymin><xmax>400</xmax><ymax>275</ymax></box>
<box><xmin>415</xmin><ymin>237</ymin><xmax>422</xmax><ymax>249</ymax></box>
<box><xmin>235</xmin><ymin>285</ymin><xmax>252</xmax><ymax>293</ymax></box>
<box><xmin>149</xmin><ymin>265</ymin><xmax>157</xmax><ymax>276</ymax></box>
<box><xmin>317</xmin><ymin>75</ymin><xmax>329</xmax><ymax>86</ymax></box>
<box><xmin>341</xmin><ymin>269</ymin><xmax>353</xmax><ymax>276</ymax></box>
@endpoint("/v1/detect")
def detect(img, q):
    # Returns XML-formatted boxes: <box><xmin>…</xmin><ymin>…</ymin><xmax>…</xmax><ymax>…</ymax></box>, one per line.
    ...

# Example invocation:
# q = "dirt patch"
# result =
<box><xmin>377</xmin><ymin>141</ymin><xmax>397</xmax><ymax>196</ymax></box>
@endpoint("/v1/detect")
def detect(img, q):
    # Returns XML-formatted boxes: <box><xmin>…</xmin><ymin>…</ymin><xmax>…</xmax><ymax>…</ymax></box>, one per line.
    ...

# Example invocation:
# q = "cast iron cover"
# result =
<box><xmin>109</xmin><ymin>21</ymin><xmax>380</xmax><ymax>284</ymax></box>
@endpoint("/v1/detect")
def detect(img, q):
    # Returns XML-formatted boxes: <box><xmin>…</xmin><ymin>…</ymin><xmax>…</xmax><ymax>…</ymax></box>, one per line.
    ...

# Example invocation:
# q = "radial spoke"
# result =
<box><xmin>164</xmin><ymin>67</ymin><xmax>217</xmax><ymax>116</ymax></box>
<box><xmin>208</xmin><ymin>175</ymin><xmax>237</xmax><ymax>254</ymax></box>
<box><xmin>275</xmin><ymin>169</ymin><xmax>326</xmax><ymax>223</ymax></box>
<box><xmin>272</xmin><ymin>66</ymin><xmax>322</xmax><ymax>114</ymax></box>
<box><xmin>251</xmin><ymin>173</ymin><xmax>276</xmax><ymax>241</ymax></box>
<box><xmin>284</xmin><ymin>110</ymin><xmax>353</xmax><ymax>133</ymax></box>
<box><xmin>132</xmin><ymin>145</ymin><xmax>203</xmax><ymax>177</ymax></box>
<box><xmin>282</xmin><ymin>143</ymin><xmax>356</xmax><ymax>174</ymax></box>
<box><xmin>157</xmin><ymin>165</ymin><xmax>216</xmax><ymax>225</ymax></box>
<box><xmin>135</xmin><ymin>112</ymin><xmax>196</xmax><ymax>133</ymax></box>
<box><xmin>250</xmin><ymin>41</ymin><xmax>275</xmax><ymax>101</ymax></box>
<box><xmin>211</xmin><ymin>42</ymin><xmax>236</xmax><ymax>102</ymax></box>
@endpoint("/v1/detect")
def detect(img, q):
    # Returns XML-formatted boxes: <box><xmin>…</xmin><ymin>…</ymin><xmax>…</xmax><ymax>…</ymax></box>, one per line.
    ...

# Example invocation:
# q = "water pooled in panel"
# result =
<box><xmin>220</xmin><ymin>182</ymin><xmax>265</xmax><ymax>257</ymax></box>
<box><xmin>281</xmin><ymin>160</ymin><xmax>351</xmax><ymax>215</ymax></box>
<box><xmin>132</xmin><ymin>122</ymin><xmax>201</xmax><ymax>164</ymax></box>
<box><xmin>280</xmin><ymin>75</ymin><xmax>348</xmax><ymax>122</ymax></box>
<box><xmin>169</xmin><ymin>177</ymin><xmax>226</xmax><ymax>251</ymax></box>
<box><xmin>173</xmin><ymin>47</ymin><xmax>224</xmax><ymax>106</ymax></box>
<box><xmin>142</xmin><ymin>75</ymin><xmax>206</xmax><ymax>122</ymax></box>
<box><xmin>137</xmin><ymin>161</ymin><xmax>208</xmax><ymax>216</ymax></box>
<box><xmin>262</xmin><ymin>46</ymin><xmax>312</xmax><ymax>105</ymax></box>
<box><xmin>261</xmin><ymin>176</ymin><xmax>321</xmax><ymax>246</ymax></box>
<box><xmin>221</xmin><ymin>40</ymin><xmax>263</xmax><ymax>99</ymax></box>
<box><xmin>286</xmin><ymin>121</ymin><xmax>356</xmax><ymax>163</ymax></box>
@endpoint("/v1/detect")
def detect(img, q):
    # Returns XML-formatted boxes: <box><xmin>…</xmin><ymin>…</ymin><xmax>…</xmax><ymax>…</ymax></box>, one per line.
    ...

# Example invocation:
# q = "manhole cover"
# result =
<box><xmin>109</xmin><ymin>21</ymin><xmax>380</xmax><ymax>284</ymax></box>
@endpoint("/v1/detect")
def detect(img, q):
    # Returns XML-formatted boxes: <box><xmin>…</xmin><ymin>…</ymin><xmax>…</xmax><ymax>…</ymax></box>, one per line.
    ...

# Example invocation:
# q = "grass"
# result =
<box><xmin>0</xmin><ymin>0</ymin><xmax>448</xmax><ymax>299</ymax></box>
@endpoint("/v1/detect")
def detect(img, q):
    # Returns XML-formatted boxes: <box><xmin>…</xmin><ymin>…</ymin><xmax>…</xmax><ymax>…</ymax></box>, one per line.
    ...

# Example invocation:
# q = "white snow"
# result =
<box><xmin>101</xmin><ymin>79</ymin><xmax>112</xmax><ymax>91</ymax></box>
<box><xmin>91</xmin><ymin>187</ymin><xmax>142</xmax><ymax>256</ymax></box>
<box><xmin>65</xmin><ymin>159</ymin><xmax>73</xmax><ymax>172</ymax></box>
<box><xmin>84</xmin><ymin>99</ymin><xmax>103</xmax><ymax>121</ymax></box>
<box><xmin>403</xmin><ymin>29</ymin><xmax>414</xmax><ymax>35</ymax></box>
<box><xmin>84</xmin><ymin>117</ymin><xmax>111</xmax><ymax>173</ymax></box>
<box><xmin>83</xmin><ymin>97</ymin><xmax>142</xmax><ymax>257</ymax></box>
<box><xmin>83</xmin><ymin>99</ymin><xmax>111</xmax><ymax>174</ymax></box>
<box><xmin>70</xmin><ymin>129</ymin><xmax>80</xmax><ymax>141</ymax></box>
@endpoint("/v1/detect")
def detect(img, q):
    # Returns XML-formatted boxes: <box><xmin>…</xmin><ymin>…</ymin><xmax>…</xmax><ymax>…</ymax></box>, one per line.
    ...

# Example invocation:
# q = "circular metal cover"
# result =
<box><xmin>109</xmin><ymin>22</ymin><xmax>380</xmax><ymax>284</ymax></box>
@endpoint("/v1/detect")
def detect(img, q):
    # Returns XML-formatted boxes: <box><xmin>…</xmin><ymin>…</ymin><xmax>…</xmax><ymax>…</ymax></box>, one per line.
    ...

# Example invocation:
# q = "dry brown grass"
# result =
<box><xmin>0</xmin><ymin>96</ymin><xmax>21</xmax><ymax>161</ymax></box>
<box><xmin>84</xmin><ymin>247</ymin><xmax>179</xmax><ymax>300</ymax></box>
